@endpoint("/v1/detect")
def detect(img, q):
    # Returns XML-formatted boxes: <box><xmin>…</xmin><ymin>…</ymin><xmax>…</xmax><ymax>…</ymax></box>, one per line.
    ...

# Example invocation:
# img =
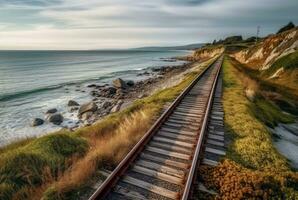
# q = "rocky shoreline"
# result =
<box><xmin>30</xmin><ymin>61</ymin><xmax>194</xmax><ymax>131</ymax></box>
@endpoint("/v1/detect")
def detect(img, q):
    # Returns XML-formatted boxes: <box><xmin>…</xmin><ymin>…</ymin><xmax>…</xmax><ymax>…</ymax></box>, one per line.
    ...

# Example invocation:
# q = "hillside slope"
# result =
<box><xmin>232</xmin><ymin>28</ymin><xmax>298</xmax><ymax>95</ymax></box>
<box><xmin>182</xmin><ymin>45</ymin><xmax>224</xmax><ymax>61</ymax></box>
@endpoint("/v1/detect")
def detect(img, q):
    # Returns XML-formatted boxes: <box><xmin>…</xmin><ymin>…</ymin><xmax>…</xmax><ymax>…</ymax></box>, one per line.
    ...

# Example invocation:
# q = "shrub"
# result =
<box><xmin>0</xmin><ymin>134</ymin><xmax>88</xmax><ymax>199</ymax></box>
<box><xmin>200</xmin><ymin>160</ymin><xmax>298</xmax><ymax>199</ymax></box>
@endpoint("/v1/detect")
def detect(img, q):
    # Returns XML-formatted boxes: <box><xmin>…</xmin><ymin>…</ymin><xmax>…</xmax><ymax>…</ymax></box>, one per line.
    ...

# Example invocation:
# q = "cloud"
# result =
<box><xmin>0</xmin><ymin>0</ymin><xmax>297</xmax><ymax>49</ymax></box>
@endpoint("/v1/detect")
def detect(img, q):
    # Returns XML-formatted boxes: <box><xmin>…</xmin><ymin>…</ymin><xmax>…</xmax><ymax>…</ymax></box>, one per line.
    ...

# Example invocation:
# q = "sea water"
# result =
<box><xmin>0</xmin><ymin>50</ymin><xmax>189</xmax><ymax>146</ymax></box>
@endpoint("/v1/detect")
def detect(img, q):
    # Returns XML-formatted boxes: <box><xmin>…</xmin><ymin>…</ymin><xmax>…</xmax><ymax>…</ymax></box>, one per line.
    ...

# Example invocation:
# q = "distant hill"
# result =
<box><xmin>132</xmin><ymin>43</ymin><xmax>204</xmax><ymax>51</ymax></box>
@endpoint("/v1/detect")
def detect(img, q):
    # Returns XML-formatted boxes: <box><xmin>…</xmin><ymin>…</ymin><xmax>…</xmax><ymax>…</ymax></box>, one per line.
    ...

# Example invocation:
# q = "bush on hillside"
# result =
<box><xmin>277</xmin><ymin>22</ymin><xmax>295</xmax><ymax>34</ymax></box>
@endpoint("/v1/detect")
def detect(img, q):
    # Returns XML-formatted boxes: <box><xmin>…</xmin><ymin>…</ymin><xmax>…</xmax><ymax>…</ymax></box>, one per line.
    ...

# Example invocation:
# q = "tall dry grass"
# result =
<box><xmin>42</xmin><ymin>61</ymin><xmax>211</xmax><ymax>199</ymax></box>
<box><xmin>0</xmin><ymin>57</ymin><xmax>213</xmax><ymax>200</ymax></box>
<box><xmin>43</xmin><ymin>107</ymin><xmax>158</xmax><ymax>199</ymax></box>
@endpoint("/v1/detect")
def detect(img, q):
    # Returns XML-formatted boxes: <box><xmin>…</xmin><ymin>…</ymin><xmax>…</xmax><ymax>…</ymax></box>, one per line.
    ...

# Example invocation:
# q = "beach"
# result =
<box><xmin>0</xmin><ymin>50</ymin><xmax>190</xmax><ymax>147</ymax></box>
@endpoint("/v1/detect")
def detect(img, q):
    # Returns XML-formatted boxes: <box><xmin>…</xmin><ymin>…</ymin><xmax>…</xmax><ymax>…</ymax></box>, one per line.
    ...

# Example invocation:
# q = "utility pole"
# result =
<box><xmin>256</xmin><ymin>25</ymin><xmax>260</xmax><ymax>44</ymax></box>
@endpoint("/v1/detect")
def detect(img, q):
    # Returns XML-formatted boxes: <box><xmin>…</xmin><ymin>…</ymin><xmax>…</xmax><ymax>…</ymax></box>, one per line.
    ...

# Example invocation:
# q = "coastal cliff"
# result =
<box><xmin>181</xmin><ymin>45</ymin><xmax>224</xmax><ymax>61</ymax></box>
<box><xmin>192</xmin><ymin>45</ymin><xmax>225</xmax><ymax>60</ymax></box>
<box><xmin>232</xmin><ymin>28</ymin><xmax>298</xmax><ymax>96</ymax></box>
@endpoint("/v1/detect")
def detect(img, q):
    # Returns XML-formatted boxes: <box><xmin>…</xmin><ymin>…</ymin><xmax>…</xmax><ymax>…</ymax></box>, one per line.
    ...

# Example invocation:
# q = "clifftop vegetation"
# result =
<box><xmin>192</xmin><ymin>22</ymin><xmax>298</xmax><ymax>99</ymax></box>
<box><xmin>277</xmin><ymin>21</ymin><xmax>296</xmax><ymax>34</ymax></box>
<box><xmin>199</xmin><ymin>56</ymin><xmax>298</xmax><ymax>199</ymax></box>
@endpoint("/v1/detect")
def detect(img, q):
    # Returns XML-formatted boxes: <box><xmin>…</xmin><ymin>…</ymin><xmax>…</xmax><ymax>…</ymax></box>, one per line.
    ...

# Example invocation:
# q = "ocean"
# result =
<box><xmin>0</xmin><ymin>50</ymin><xmax>189</xmax><ymax>146</ymax></box>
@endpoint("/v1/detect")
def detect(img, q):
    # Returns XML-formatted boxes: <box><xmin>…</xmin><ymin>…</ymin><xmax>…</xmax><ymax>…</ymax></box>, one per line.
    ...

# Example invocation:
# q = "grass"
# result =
<box><xmin>228</xmin><ymin>56</ymin><xmax>298</xmax><ymax>115</ymax></box>
<box><xmin>231</xmin><ymin>51</ymin><xmax>298</xmax><ymax>100</ymax></box>
<box><xmin>222</xmin><ymin>56</ymin><xmax>289</xmax><ymax>170</ymax></box>
<box><xmin>0</xmin><ymin>133</ymin><xmax>88</xmax><ymax>200</ymax></box>
<box><xmin>198</xmin><ymin>56</ymin><xmax>298</xmax><ymax>199</ymax></box>
<box><xmin>42</xmin><ymin>60</ymin><xmax>215</xmax><ymax>200</ymax></box>
<box><xmin>262</xmin><ymin>50</ymin><xmax>298</xmax><ymax>98</ymax></box>
<box><xmin>0</xmin><ymin>58</ymin><xmax>216</xmax><ymax>200</ymax></box>
<box><xmin>263</xmin><ymin>50</ymin><xmax>298</xmax><ymax>76</ymax></box>
<box><xmin>43</xmin><ymin>108</ymin><xmax>157</xmax><ymax>200</ymax></box>
<box><xmin>249</xmin><ymin>97</ymin><xmax>294</xmax><ymax>128</ymax></box>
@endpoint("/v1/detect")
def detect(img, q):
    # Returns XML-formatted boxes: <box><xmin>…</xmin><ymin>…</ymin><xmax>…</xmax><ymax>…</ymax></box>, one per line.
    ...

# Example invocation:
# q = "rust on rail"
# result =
<box><xmin>89</xmin><ymin>55</ymin><xmax>223</xmax><ymax>200</ymax></box>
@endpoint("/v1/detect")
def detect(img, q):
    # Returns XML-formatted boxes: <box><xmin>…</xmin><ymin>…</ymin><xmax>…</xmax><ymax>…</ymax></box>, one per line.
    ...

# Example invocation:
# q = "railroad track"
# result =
<box><xmin>89</xmin><ymin>56</ymin><xmax>224</xmax><ymax>200</ymax></box>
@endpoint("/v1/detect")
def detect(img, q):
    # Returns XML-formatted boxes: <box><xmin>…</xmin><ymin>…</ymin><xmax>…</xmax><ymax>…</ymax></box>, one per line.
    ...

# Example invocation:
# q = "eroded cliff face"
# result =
<box><xmin>193</xmin><ymin>46</ymin><xmax>225</xmax><ymax>60</ymax></box>
<box><xmin>233</xmin><ymin>28</ymin><xmax>298</xmax><ymax>70</ymax></box>
<box><xmin>232</xmin><ymin>28</ymin><xmax>298</xmax><ymax>96</ymax></box>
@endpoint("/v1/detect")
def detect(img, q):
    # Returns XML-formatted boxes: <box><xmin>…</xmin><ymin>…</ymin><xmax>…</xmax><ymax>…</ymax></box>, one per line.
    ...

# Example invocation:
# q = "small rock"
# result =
<box><xmin>81</xmin><ymin>111</ymin><xmax>93</xmax><ymax>121</ymax></box>
<box><xmin>87</xmin><ymin>84</ymin><xmax>97</xmax><ymax>88</ymax></box>
<box><xmin>70</xmin><ymin>107</ymin><xmax>79</xmax><ymax>112</ymax></box>
<box><xmin>106</xmin><ymin>87</ymin><xmax>117</xmax><ymax>95</ymax></box>
<box><xmin>126</xmin><ymin>80</ymin><xmax>134</xmax><ymax>87</ymax></box>
<box><xmin>90</xmin><ymin>91</ymin><xmax>98</xmax><ymax>96</ymax></box>
<box><xmin>68</xmin><ymin>100</ymin><xmax>80</xmax><ymax>106</ymax></box>
<box><xmin>111</xmin><ymin>100</ymin><xmax>123</xmax><ymax>113</ymax></box>
<box><xmin>95</xmin><ymin>85</ymin><xmax>105</xmax><ymax>89</ymax></box>
<box><xmin>102</xmin><ymin>101</ymin><xmax>112</xmax><ymax>109</ymax></box>
<box><xmin>113</xmin><ymin>78</ymin><xmax>127</xmax><ymax>88</ymax></box>
<box><xmin>138</xmin><ymin>94</ymin><xmax>147</xmax><ymax>99</ymax></box>
<box><xmin>152</xmin><ymin>68</ymin><xmax>161</xmax><ymax>72</ymax></box>
<box><xmin>137</xmin><ymin>71</ymin><xmax>150</xmax><ymax>76</ymax></box>
<box><xmin>47</xmin><ymin>113</ymin><xmax>63</xmax><ymax>125</ymax></box>
<box><xmin>46</xmin><ymin>108</ymin><xmax>57</xmax><ymax>114</ymax></box>
<box><xmin>245</xmin><ymin>88</ymin><xmax>256</xmax><ymax>102</ymax></box>
<box><xmin>99</xmin><ymin>86</ymin><xmax>117</xmax><ymax>98</ymax></box>
<box><xmin>31</xmin><ymin>118</ymin><xmax>44</xmax><ymax>126</ymax></box>
<box><xmin>78</xmin><ymin>102</ymin><xmax>98</xmax><ymax>116</ymax></box>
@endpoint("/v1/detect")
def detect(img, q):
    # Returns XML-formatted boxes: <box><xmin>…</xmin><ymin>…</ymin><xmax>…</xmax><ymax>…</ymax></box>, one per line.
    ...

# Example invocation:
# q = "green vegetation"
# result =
<box><xmin>263</xmin><ymin>51</ymin><xmax>298</xmax><ymax>77</ymax></box>
<box><xmin>199</xmin><ymin>56</ymin><xmax>298</xmax><ymax>199</ymax></box>
<box><xmin>0</xmin><ymin>58</ymin><xmax>215</xmax><ymax>200</ymax></box>
<box><xmin>277</xmin><ymin>21</ymin><xmax>296</xmax><ymax>34</ymax></box>
<box><xmin>0</xmin><ymin>133</ymin><xmax>88</xmax><ymax>200</ymax></box>
<box><xmin>222</xmin><ymin>56</ymin><xmax>289</xmax><ymax>170</ymax></box>
<box><xmin>250</xmin><ymin>97</ymin><xmax>294</xmax><ymax>128</ymax></box>
<box><xmin>200</xmin><ymin>160</ymin><xmax>298</xmax><ymax>200</ymax></box>
<box><xmin>229</xmin><ymin>56</ymin><xmax>298</xmax><ymax>115</ymax></box>
<box><xmin>42</xmin><ymin>60</ymin><xmax>215</xmax><ymax>200</ymax></box>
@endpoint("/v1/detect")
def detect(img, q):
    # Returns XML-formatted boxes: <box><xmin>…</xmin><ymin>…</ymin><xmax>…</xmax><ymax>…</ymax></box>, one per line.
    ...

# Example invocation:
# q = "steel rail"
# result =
<box><xmin>181</xmin><ymin>56</ymin><xmax>222</xmax><ymax>200</ymax></box>
<box><xmin>89</xmin><ymin>56</ymin><xmax>222</xmax><ymax>200</ymax></box>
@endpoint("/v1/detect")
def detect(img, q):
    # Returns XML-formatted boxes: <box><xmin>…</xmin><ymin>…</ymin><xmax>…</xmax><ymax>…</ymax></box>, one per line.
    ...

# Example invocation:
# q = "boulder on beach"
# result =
<box><xmin>78</xmin><ymin>102</ymin><xmax>98</xmax><ymax>116</ymax></box>
<box><xmin>113</xmin><ymin>78</ymin><xmax>127</xmax><ymax>88</ymax></box>
<box><xmin>47</xmin><ymin>113</ymin><xmax>63</xmax><ymax>125</ymax></box>
<box><xmin>46</xmin><ymin>108</ymin><xmax>57</xmax><ymax>114</ymax></box>
<box><xmin>31</xmin><ymin>118</ymin><xmax>44</xmax><ymax>126</ymax></box>
<box><xmin>68</xmin><ymin>100</ymin><xmax>79</xmax><ymax>106</ymax></box>
<box><xmin>81</xmin><ymin>111</ymin><xmax>93</xmax><ymax>121</ymax></box>
<box><xmin>126</xmin><ymin>80</ymin><xmax>134</xmax><ymax>87</ymax></box>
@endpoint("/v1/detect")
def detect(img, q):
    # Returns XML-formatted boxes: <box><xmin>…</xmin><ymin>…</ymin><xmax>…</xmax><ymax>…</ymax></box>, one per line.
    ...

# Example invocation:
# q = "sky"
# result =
<box><xmin>0</xmin><ymin>0</ymin><xmax>297</xmax><ymax>50</ymax></box>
